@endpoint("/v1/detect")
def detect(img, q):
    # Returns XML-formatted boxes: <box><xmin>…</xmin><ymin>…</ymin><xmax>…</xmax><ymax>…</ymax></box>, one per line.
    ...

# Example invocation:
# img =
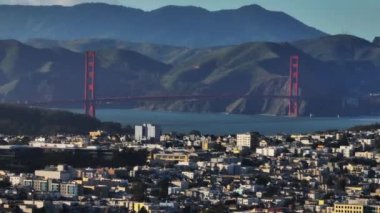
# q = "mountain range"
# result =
<box><xmin>1</xmin><ymin>34</ymin><xmax>380</xmax><ymax>116</ymax></box>
<box><xmin>0</xmin><ymin>3</ymin><xmax>325</xmax><ymax>47</ymax></box>
<box><xmin>0</xmin><ymin>3</ymin><xmax>379</xmax><ymax>116</ymax></box>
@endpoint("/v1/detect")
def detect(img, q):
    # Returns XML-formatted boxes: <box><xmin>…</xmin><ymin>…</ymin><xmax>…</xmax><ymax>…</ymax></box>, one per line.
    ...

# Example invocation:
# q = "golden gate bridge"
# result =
<box><xmin>20</xmin><ymin>52</ymin><xmax>301</xmax><ymax>118</ymax></box>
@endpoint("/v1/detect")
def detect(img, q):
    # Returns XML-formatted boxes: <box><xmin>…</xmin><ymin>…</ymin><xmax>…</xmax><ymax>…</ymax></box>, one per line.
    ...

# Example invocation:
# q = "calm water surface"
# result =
<box><xmin>68</xmin><ymin>109</ymin><xmax>380</xmax><ymax>135</ymax></box>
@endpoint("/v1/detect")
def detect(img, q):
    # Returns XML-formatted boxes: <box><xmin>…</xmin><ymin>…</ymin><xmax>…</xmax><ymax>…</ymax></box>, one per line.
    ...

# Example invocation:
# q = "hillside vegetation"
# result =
<box><xmin>1</xmin><ymin>35</ymin><xmax>380</xmax><ymax>116</ymax></box>
<box><xmin>0</xmin><ymin>104</ymin><xmax>101</xmax><ymax>135</ymax></box>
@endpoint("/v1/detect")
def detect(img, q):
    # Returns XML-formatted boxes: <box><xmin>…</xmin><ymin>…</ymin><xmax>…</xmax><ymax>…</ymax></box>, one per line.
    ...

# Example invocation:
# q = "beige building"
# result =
<box><xmin>89</xmin><ymin>130</ymin><xmax>103</xmax><ymax>139</ymax></box>
<box><xmin>201</xmin><ymin>139</ymin><xmax>209</xmax><ymax>151</ymax></box>
<box><xmin>126</xmin><ymin>202</ymin><xmax>151</xmax><ymax>213</ymax></box>
<box><xmin>60</xmin><ymin>182</ymin><xmax>79</xmax><ymax>197</ymax></box>
<box><xmin>333</xmin><ymin>204</ymin><xmax>364</xmax><ymax>213</ymax></box>
<box><xmin>153</xmin><ymin>153</ymin><xmax>189</xmax><ymax>162</ymax></box>
<box><xmin>236</xmin><ymin>133</ymin><xmax>253</xmax><ymax>149</ymax></box>
<box><xmin>355</xmin><ymin>151</ymin><xmax>375</xmax><ymax>159</ymax></box>
<box><xmin>35</xmin><ymin>165</ymin><xmax>74</xmax><ymax>181</ymax></box>
<box><xmin>372</xmin><ymin>206</ymin><xmax>380</xmax><ymax>213</ymax></box>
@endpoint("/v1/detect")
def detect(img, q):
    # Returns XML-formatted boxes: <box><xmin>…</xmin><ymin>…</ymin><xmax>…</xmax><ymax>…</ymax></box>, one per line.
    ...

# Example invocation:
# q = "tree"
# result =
<box><xmin>101</xmin><ymin>122</ymin><xmax>122</xmax><ymax>132</ymax></box>
<box><xmin>32</xmin><ymin>207</ymin><xmax>45</xmax><ymax>213</ymax></box>
<box><xmin>130</xmin><ymin>182</ymin><xmax>147</xmax><ymax>202</ymax></box>
<box><xmin>335</xmin><ymin>177</ymin><xmax>346</xmax><ymax>191</ymax></box>
<box><xmin>138</xmin><ymin>207</ymin><xmax>149</xmax><ymax>213</ymax></box>
<box><xmin>158</xmin><ymin>178</ymin><xmax>170</xmax><ymax>199</ymax></box>
<box><xmin>121</xmin><ymin>125</ymin><xmax>134</xmax><ymax>135</ymax></box>
<box><xmin>189</xmin><ymin>130</ymin><xmax>202</xmax><ymax>136</ymax></box>
<box><xmin>285</xmin><ymin>135</ymin><xmax>295</xmax><ymax>142</ymax></box>
<box><xmin>0</xmin><ymin>180</ymin><xmax>11</xmax><ymax>188</ymax></box>
<box><xmin>256</xmin><ymin>174</ymin><xmax>270</xmax><ymax>185</ymax></box>
<box><xmin>204</xmin><ymin>203</ymin><xmax>227</xmax><ymax>213</ymax></box>
<box><xmin>337</xmin><ymin>134</ymin><xmax>349</xmax><ymax>146</ymax></box>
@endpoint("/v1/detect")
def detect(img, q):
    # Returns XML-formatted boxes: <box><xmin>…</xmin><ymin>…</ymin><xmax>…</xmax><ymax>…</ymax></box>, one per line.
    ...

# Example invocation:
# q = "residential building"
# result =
<box><xmin>333</xmin><ymin>203</ymin><xmax>364</xmax><ymax>213</ymax></box>
<box><xmin>153</xmin><ymin>153</ymin><xmax>189</xmax><ymax>162</ymax></box>
<box><xmin>236</xmin><ymin>133</ymin><xmax>254</xmax><ymax>149</ymax></box>
<box><xmin>35</xmin><ymin>165</ymin><xmax>75</xmax><ymax>181</ymax></box>
<box><xmin>135</xmin><ymin>123</ymin><xmax>161</xmax><ymax>141</ymax></box>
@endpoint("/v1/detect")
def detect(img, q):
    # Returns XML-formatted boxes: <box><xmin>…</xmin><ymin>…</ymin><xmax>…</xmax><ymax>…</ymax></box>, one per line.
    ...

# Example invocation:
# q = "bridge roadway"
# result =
<box><xmin>15</xmin><ymin>94</ymin><xmax>301</xmax><ymax>106</ymax></box>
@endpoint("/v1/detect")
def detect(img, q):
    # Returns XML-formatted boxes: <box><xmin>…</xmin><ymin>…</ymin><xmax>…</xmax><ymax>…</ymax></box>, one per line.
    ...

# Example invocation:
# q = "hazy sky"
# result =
<box><xmin>1</xmin><ymin>0</ymin><xmax>379</xmax><ymax>41</ymax></box>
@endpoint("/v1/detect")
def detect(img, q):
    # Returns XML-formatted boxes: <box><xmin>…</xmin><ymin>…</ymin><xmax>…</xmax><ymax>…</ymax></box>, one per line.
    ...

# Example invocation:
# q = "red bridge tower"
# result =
<box><xmin>84</xmin><ymin>51</ymin><xmax>96</xmax><ymax>117</ymax></box>
<box><xmin>288</xmin><ymin>55</ymin><xmax>300</xmax><ymax>117</ymax></box>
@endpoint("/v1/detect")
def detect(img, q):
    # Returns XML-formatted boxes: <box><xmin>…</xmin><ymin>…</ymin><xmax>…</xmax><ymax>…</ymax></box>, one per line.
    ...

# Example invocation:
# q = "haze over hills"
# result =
<box><xmin>26</xmin><ymin>38</ymin><xmax>203</xmax><ymax>64</ymax></box>
<box><xmin>0</xmin><ymin>3</ymin><xmax>326</xmax><ymax>47</ymax></box>
<box><xmin>1</xmin><ymin>35</ymin><xmax>380</xmax><ymax>116</ymax></box>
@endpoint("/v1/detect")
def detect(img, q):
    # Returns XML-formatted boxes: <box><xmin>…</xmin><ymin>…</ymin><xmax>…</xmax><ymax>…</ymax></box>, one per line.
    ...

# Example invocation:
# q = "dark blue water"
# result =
<box><xmin>70</xmin><ymin>109</ymin><xmax>380</xmax><ymax>135</ymax></box>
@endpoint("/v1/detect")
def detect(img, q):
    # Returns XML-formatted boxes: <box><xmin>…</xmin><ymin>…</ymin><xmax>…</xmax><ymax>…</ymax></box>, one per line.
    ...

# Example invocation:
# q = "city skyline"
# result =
<box><xmin>0</xmin><ymin>0</ymin><xmax>379</xmax><ymax>40</ymax></box>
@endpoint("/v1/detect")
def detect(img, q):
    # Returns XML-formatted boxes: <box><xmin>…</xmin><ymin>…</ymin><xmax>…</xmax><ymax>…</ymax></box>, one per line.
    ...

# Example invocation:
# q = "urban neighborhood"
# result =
<box><xmin>0</xmin><ymin>123</ymin><xmax>379</xmax><ymax>212</ymax></box>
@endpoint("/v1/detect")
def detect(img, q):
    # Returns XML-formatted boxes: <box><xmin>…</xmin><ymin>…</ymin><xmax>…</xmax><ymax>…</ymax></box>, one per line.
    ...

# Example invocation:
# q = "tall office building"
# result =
<box><xmin>135</xmin><ymin>123</ymin><xmax>161</xmax><ymax>141</ymax></box>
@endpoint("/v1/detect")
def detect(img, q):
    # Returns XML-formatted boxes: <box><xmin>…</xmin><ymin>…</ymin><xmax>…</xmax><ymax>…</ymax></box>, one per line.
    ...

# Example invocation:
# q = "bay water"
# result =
<box><xmin>70</xmin><ymin>109</ymin><xmax>380</xmax><ymax>135</ymax></box>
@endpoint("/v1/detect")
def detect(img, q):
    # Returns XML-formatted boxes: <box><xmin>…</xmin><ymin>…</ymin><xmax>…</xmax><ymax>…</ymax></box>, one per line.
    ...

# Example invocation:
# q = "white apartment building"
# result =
<box><xmin>256</xmin><ymin>146</ymin><xmax>282</xmax><ymax>157</ymax></box>
<box><xmin>335</xmin><ymin>145</ymin><xmax>354</xmax><ymax>158</ymax></box>
<box><xmin>134</xmin><ymin>125</ymin><xmax>144</xmax><ymax>141</ymax></box>
<box><xmin>134</xmin><ymin>123</ymin><xmax>161</xmax><ymax>141</ymax></box>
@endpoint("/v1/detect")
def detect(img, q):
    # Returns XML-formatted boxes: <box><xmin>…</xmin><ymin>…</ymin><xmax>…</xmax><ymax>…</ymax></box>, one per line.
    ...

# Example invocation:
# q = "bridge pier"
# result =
<box><xmin>84</xmin><ymin>51</ymin><xmax>96</xmax><ymax>118</ymax></box>
<box><xmin>288</xmin><ymin>55</ymin><xmax>299</xmax><ymax>117</ymax></box>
